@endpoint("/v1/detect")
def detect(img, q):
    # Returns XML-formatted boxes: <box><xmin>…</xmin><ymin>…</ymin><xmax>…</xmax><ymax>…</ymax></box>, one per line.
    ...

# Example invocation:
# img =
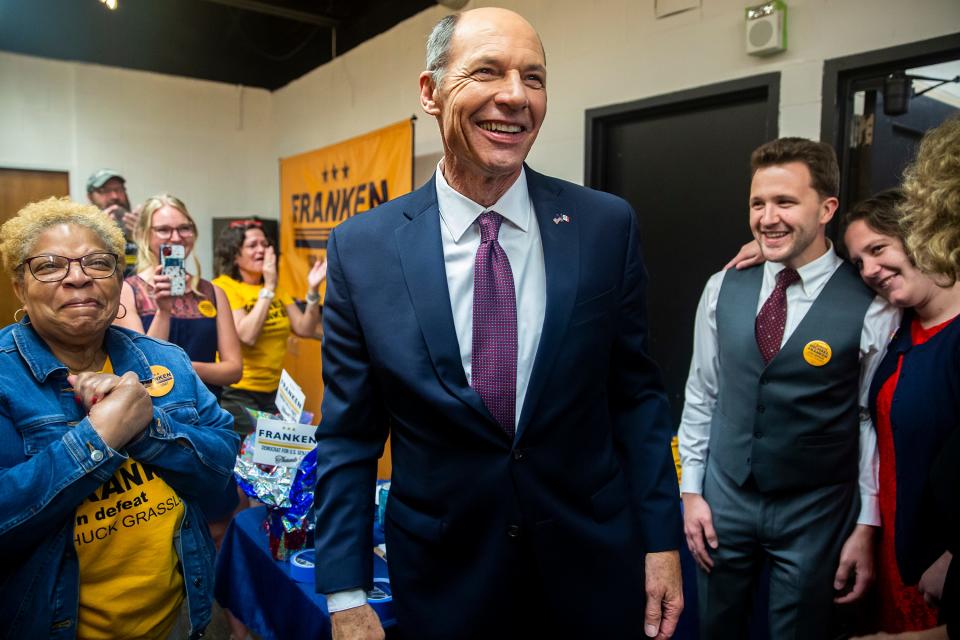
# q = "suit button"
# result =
<box><xmin>512</xmin><ymin>449</ymin><xmax>525</xmax><ymax>461</ymax></box>
<box><xmin>760</xmin><ymin>376</ymin><xmax>768</xmax><ymax>385</ymax></box>
<box><xmin>507</xmin><ymin>525</ymin><xmax>521</xmax><ymax>538</ymax></box>
<box><xmin>756</xmin><ymin>404</ymin><xmax>765</xmax><ymax>413</ymax></box>
<box><xmin>754</xmin><ymin>431</ymin><xmax>763</xmax><ymax>439</ymax></box>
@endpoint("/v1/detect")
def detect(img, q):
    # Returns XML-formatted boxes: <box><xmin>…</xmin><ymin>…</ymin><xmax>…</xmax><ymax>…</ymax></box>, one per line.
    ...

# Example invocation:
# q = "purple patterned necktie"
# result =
<box><xmin>472</xmin><ymin>211</ymin><xmax>517</xmax><ymax>437</ymax></box>
<box><xmin>755</xmin><ymin>267</ymin><xmax>801</xmax><ymax>364</ymax></box>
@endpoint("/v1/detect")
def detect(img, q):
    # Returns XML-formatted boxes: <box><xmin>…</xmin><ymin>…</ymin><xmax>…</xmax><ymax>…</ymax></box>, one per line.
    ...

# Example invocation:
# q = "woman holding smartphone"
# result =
<box><xmin>115</xmin><ymin>194</ymin><xmax>242</xmax><ymax>399</ymax></box>
<box><xmin>115</xmin><ymin>194</ymin><xmax>245</xmax><ymax>543</ymax></box>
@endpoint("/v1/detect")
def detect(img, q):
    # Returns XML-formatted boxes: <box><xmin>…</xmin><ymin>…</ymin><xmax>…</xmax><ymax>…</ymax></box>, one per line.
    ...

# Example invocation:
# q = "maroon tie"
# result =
<box><xmin>755</xmin><ymin>268</ymin><xmax>800</xmax><ymax>364</ymax></box>
<box><xmin>471</xmin><ymin>211</ymin><xmax>517</xmax><ymax>437</ymax></box>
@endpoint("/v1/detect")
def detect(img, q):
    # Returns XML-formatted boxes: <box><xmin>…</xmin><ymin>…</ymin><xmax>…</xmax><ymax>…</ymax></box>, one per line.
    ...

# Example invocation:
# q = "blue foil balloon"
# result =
<box><xmin>282</xmin><ymin>447</ymin><xmax>318</xmax><ymax>532</ymax></box>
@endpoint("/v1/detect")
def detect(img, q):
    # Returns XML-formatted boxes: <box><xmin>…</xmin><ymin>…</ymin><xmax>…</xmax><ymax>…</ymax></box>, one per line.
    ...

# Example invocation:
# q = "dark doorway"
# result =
<box><xmin>0</xmin><ymin>167</ymin><xmax>70</xmax><ymax>328</ymax></box>
<box><xmin>822</xmin><ymin>33</ymin><xmax>960</xmax><ymax>238</ymax></box>
<box><xmin>585</xmin><ymin>74</ymin><xmax>779</xmax><ymax>427</ymax></box>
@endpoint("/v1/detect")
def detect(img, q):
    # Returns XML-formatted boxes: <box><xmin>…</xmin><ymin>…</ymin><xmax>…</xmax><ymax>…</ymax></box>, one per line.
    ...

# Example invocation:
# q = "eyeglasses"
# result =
<box><xmin>95</xmin><ymin>184</ymin><xmax>127</xmax><ymax>196</ymax></box>
<box><xmin>18</xmin><ymin>252</ymin><xmax>120</xmax><ymax>282</ymax></box>
<box><xmin>151</xmin><ymin>224</ymin><xmax>196</xmax><ymax>239</ymax></box>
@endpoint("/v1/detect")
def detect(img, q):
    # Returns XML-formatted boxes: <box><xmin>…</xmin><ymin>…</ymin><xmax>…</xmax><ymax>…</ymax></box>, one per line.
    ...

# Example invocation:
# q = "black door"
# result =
<box><xmin>586</xmin><ymin>74</ymin><xmax>779</xmax><ymax>427</ymax></box>
<box><xmin>822</xmin><ymin>34</ymin><xmax>960</xmax><ymax>219</ymax></box>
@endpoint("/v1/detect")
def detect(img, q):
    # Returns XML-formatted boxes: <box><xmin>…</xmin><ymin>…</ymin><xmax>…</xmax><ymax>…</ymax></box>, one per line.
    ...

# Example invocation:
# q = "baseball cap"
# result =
<box><xmin>86</xmin><ymin>169</ymin><xmax>126</xmax><ymax>193</ymax></box>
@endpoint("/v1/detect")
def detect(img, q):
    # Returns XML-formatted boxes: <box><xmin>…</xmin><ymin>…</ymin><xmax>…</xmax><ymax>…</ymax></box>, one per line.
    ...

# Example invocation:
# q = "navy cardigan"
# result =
<box><xmin>868</xmin><ymin>309</ymin><xmax>960</xmax><ymax>584</ymax></box>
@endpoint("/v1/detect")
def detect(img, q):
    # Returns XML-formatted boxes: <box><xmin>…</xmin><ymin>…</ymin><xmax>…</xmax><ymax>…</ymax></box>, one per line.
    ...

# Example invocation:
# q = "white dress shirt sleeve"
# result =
<box><xmin>326</xmin><ymin>588</ymin><xmax>368</xmax><ymax>613</ymax></box>
<box><xmin>855</xmin><ymin>296</ymin><xmax>902</xmax><ymax>526</ymax></box>
<box><xmin>678</xmin><ymin>271</ymin><xmax>726</xmax><ymax>495</ymax></box>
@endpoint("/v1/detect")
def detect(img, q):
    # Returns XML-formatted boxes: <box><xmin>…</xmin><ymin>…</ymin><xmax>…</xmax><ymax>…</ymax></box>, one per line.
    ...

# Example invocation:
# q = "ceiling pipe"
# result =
<box><xmin>199</xmin><ymin>0</ymin><xmax>340</xmax><ymax>28</ymax></box>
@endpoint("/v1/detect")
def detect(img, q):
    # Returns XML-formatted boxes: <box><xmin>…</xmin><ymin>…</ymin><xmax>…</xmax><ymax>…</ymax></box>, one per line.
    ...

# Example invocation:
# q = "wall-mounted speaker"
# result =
<box><xmin>745</xmin><ymin>1</ymin><xmax>787</xmax><ymax>57</ymax></box>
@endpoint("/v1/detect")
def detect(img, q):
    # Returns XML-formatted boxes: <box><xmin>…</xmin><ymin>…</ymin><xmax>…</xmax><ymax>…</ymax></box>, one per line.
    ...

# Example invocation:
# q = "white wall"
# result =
<box><xmin>272</xmin><ymin>0</ymin><xmax>960</xmax><ymax>185</ymax></box>
<box><xmin>1</xmin><ymin>0</ymin><xmax>957</xmax><ymax>276</ymax></box>
<box><xmin>0</xmin><ymin>51</ymin><xmax>276</xmax><ymax>276</ymax></box>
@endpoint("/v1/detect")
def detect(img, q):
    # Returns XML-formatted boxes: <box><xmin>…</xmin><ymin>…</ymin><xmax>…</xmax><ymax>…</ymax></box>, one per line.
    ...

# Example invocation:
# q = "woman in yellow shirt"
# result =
<box><xmin>213</xmin><ymin>221</ymin><xmax>325</xmax><ymax>433</ymax></box>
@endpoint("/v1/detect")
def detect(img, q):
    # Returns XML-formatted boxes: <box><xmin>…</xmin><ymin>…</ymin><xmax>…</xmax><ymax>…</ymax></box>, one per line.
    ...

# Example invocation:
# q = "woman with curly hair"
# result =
<box><xmin>902</xmin><ymin>114</ymin><xmax>960</xmax><ymax>283</ymax></box>
<box><xmin>212</xmin><ymin>221</ymin><xmax>325</xmax><ymax>434</ymax></box>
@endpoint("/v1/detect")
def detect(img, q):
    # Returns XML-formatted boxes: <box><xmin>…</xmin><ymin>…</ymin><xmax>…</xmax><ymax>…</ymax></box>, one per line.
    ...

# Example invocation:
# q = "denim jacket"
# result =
<box><xmin>0</xmin><ymin>321</ymin><xmax>240</xmax><ymax>639</ymax></box>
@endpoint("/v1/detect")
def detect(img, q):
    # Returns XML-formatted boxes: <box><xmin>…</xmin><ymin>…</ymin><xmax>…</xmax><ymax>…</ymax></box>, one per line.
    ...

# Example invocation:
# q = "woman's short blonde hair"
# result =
<box><xmin>0</xmin><ymin>197</ymin><xmax>125</xmax><ymax>278</ymax></box>
<box><xmin>902</xmin><ymin>114</ymin><xmax>960</xmax><ymax>284</ymax></box>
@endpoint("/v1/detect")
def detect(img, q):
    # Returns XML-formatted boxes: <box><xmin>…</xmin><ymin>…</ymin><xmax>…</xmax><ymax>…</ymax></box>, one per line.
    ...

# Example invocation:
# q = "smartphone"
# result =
<box><xmin>160</xmin><ymin>244</ymin><xmax>186</xmax><ymax>296</ymax></box>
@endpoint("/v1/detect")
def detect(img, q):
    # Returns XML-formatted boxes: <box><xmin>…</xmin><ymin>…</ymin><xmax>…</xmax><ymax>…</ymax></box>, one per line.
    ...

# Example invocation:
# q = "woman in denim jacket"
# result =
<box><xmin>0</xmin><ymin>197</ymin><xmax>240</xmax><ymax>639</ymax></box>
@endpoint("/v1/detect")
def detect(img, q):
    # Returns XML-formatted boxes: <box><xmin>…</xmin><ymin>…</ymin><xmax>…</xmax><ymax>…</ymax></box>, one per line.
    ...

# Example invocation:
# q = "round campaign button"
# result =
<box><xmin>147</xmin><ymin>365</ymin><xmax>175</xmax><ymax>397</ymax></box>
<box><xmin>198</xmin><ymin>300</ymin><xmax>217</xmax><ymax>318</ymax></box>
<box><xmin>803</xmin><ymin>340</ymin><xmax>832</xmax><ymax>367</ymax></box>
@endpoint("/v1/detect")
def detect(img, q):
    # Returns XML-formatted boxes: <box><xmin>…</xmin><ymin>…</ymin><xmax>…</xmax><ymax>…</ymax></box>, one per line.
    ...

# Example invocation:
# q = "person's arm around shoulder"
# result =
<box><xmin>607</xmin><ymin>201</ymin><xmax>683</xmax><ymax>639</ymax></box>
<box><xmin>114</xmin><ymin>280</ymin><xmax>146</xmax><ymax>332</ymax></box>
<box><xmin>723</xmin><ymin>239</ymin><xmax>763</xmax><ymax>270</ymax></box>
<box><xmin>191</xmin><ymin>284</ymin><xmax>242</xmax><ymax>387</ymax></box>
<box><xmin>288</xmin><ymin>258</ymin><xmax>327</xmax><ymax>338</ymax></box>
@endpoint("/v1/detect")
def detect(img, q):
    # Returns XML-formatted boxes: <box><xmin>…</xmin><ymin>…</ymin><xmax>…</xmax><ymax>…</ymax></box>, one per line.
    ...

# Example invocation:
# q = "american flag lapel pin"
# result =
<box><xmin>552</xmin><ymin>213</ymin><xmax>570</xmax><ymax>224</ymax></box>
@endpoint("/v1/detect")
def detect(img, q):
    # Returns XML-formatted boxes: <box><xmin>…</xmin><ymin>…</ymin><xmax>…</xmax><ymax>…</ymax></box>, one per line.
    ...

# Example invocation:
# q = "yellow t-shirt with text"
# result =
<box><xmin>213</xmin><ymin>275</ymin><xmax>295</xmax><ymax>392</ymax></box>
<box><xmin>74</xmin><ymin>358</ymin><xmax>185</xmax><ymax>640</ymax></box>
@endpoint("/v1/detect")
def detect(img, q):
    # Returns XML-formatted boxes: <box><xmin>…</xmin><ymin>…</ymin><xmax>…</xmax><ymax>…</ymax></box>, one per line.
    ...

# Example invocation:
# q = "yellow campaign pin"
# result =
<box><xmin>147</xmin><ymin>365</ymin><xmax>175</xmax><ymax>397</ymax></box>
<box><xmin>803</xmin><ymin>340</ymin><xmax>832</xmax><ymax>367</ymax></box>
<box><xmin>198</xmin><ymin>300</ymin><xmax>217</xmax><ymax>318</ymax></box>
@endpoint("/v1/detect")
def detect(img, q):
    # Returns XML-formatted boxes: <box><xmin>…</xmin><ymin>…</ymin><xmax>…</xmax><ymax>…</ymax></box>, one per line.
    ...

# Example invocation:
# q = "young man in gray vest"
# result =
<box><xmin>678</xmin><ymin>138</ymin><xmax>899</xmax><ymax>639</ymax></box>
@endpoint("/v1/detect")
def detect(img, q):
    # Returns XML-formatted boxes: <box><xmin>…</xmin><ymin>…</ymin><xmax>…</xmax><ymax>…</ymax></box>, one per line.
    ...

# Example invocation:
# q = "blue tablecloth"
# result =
<box><xmin>216</xmin><ymin>504</ymin><xmax>766</xmax><ymax>639</ymax></box>
<box><xmin>215</xmin><ymin>506</ymin><xmax>392</xmax><ymax>640</ymax></box>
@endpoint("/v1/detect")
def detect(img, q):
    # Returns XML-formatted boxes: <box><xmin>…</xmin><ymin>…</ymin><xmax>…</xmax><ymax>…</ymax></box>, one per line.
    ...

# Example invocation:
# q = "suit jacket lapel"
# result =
<box><xmin>517</xmin><ymin>168</ymin><xmax>580</xmax><ymax>437</ymax></box>
<box><xmin>395</xmin><ymin>177</ymin><xmax>496</xmax><ymax>427</ymax></box>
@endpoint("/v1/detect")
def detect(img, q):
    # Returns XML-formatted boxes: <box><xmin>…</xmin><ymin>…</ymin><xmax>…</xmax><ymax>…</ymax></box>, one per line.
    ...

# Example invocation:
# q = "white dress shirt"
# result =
<box><xmin>677</xmin><ymin>244</ymin><xmax>900</xmax><ymax>526</ymax></box>
<box><xmin>435</xmin><ymin>164</ymin><xmax>546</xmax><ymax>425</ymax></box>
<box><xmin>327</xmin><ymin>165</ymin><xmax>547</xmax><ymax>613</ymax></box>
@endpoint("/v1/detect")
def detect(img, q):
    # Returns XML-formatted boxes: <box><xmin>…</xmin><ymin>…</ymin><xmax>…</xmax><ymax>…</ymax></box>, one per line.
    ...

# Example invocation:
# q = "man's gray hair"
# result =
<box><xmin>425</xmin><ymin>14</ymin><xmax>460</xmax><ymax>87</ymax></box>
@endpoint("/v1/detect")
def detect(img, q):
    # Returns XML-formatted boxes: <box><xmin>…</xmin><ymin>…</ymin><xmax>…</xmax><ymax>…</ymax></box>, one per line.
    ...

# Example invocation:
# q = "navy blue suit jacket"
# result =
<box><xmin>314</xmin><ymin>167</ymin><xmax>681</xmax><ymax>637</ymax></box>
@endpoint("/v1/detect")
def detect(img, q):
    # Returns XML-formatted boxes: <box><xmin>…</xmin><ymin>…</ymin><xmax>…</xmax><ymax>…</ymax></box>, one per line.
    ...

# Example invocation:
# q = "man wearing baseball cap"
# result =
<box><xmin>86</xmin><ymin>168</ymin><xmax>138</xmax><ymax>276</ymax></box>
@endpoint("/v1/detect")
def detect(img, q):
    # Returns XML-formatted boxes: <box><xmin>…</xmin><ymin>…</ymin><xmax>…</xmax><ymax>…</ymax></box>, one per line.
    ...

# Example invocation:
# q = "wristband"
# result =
<box><xmin>258</xmin><ymin>288</ymin><xmax>275</xmax><ymax>300</ymax></box>
<box><xmin>305</xmin><ymin>291</ymin><xmax>321</xmax><ymax>305</ymax></box>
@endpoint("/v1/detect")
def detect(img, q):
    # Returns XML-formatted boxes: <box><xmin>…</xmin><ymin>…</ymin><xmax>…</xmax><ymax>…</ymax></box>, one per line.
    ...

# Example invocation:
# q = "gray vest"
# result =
<box><xmin>708</xmin><ymin>262</ymin><xmax>874</xmax><ymax>493</ymax></box>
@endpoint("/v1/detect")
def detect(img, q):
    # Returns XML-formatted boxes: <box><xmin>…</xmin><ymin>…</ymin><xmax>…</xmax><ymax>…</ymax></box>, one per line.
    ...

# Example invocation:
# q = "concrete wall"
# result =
<box><xmin>0</xmin><ymin>51</ymin><xmax>275</xmax><ymax>275</ymax></box>
<box><xmin>2</xmin><ymin>0</ymin><xmax>957</xmax><ymax>275</ymax></box>
<box><xmin>272</xmin><ymin>0</ymin><xmax>960</xmax><ymax>185</ymax></box>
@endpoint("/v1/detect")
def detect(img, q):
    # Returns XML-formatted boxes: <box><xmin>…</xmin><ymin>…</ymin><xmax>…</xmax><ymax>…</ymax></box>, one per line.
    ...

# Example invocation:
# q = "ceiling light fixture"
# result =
<box><xmin>99</xmin><ymin>0</ymin><xmax>118</xmax><ymax>10</ymax></box>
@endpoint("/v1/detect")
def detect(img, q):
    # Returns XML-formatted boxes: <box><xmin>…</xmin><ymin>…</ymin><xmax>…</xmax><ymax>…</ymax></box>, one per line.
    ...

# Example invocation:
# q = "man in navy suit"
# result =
<box><xmin>314</xmin><ymin>7</ymin><xmax>683</xmax><ymax>639</ymax></box>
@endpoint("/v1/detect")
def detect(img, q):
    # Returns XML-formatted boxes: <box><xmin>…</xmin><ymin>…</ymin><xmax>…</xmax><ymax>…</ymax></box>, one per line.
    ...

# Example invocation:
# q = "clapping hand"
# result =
<box><xmin>307</xmin><ymin>258</ymin><xmax>327</xmax><ymax>293</ymax></box>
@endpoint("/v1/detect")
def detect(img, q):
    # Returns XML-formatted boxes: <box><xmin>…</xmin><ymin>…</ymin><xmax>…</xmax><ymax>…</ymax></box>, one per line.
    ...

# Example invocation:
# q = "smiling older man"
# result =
<box><xmin>313</xmin><ymin>8</ymin><xmax>683</xmax><ymax>639</ymax></box>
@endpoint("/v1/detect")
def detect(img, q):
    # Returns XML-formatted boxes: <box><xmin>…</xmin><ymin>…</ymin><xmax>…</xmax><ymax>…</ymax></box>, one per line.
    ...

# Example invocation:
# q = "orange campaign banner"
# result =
<box><xmin>278</xmin><ymin>119</ymin><xmax>413</xmax><ymax>297</ymax></box>
<box><xmin>278</xmin><ymin>119</ymin><xmax>413</xmax><ymax>477</ymax></box>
